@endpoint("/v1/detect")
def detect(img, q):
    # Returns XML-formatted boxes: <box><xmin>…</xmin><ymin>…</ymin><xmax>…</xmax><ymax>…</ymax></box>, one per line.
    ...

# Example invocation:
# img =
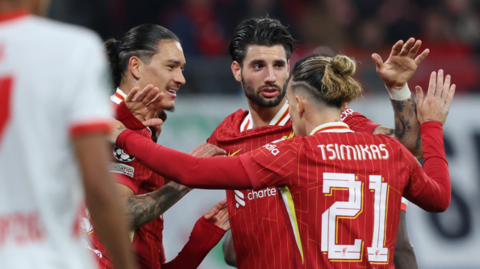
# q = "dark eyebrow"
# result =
<box><xmin>248</xmin><ymin>59</ymin><xmax>265</xmax><ymax>65</ymax></box>
<box><xmin>274</xmin><ymin>59</ymin><xmax>286</xmax><ymax>65</ymax></box>
<box><xmin>165</xmin><ymin>59</ymin><xmax>184</xmax><ymax>66</ymax></box>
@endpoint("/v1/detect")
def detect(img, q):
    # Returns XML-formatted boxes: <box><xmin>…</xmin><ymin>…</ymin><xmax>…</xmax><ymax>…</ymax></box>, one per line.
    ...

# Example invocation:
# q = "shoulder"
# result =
<box><xmin>208</xmin><ymin>109</ymin><xmax>247</xmax><ymax>141</ymax></box>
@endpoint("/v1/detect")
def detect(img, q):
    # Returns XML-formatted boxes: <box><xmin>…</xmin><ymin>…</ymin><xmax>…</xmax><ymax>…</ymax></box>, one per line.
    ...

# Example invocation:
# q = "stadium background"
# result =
<box><xmin>47</xmin><ymin>0</ymin><xmax>480</xmax><ymax>268</ymax></box>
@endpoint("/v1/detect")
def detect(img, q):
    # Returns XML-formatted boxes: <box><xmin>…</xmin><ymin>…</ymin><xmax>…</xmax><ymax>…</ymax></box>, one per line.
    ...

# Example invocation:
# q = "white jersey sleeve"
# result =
<box><xmin>64</xmin><ymin>33</ymin><xmax>112</xmax><ymax>137</ymax></box>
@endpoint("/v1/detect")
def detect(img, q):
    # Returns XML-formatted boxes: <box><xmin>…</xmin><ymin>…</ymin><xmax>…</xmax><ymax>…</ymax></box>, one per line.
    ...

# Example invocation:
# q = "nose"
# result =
<box><xmin>174</xmin><ymin>69</ymin><xmax>186</xmax><ymax>85</ymax></box>
<box><xmin>264</xmin><ymin>66</ymin><xmax>276</xmax><ymax>84</ymax></box>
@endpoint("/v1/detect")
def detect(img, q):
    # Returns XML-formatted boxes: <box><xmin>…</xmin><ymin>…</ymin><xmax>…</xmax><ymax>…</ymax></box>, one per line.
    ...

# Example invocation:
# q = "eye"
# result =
<box><xmin>253</xmin><ymin>64</ymin><xmax>263</xmax><ymax>69</ymax></box>
<box><xmin>167</xmin><ymin>65</ymin><xmax>175</xmax><ymax>70</ymax></box>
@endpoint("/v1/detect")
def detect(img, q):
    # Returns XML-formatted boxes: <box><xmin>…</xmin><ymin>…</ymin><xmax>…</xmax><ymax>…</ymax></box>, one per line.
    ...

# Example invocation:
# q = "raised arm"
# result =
<box><xmin>372</xmin><ymin>38</ymin><xmax>430</xmax><ymax>159</ymax></box>
<box><xmin>404</xmin><ymin>70</ymin><xmax>455</xmax><ymax>211</ymax></box>
<box><xmin>114</xmin><ymin>125</ymin><xmax>253</xmax><ymax>190</ymax></box>
<box><xmin>119</xmin><ymin>143</ymin><xmax>223</xmax><ymax>230</ymax></box>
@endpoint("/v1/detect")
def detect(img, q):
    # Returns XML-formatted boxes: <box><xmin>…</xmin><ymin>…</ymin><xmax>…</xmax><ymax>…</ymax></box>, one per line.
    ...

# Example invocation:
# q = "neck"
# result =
<box><xmin>118</xmin><ymin>80</ymin><xmax>136</xmax><ymax>96</ymax></box>
<box><xmin>247</xmin><ymin>98</ymin><xmax>286</xmax><ymax>128</ymax></box>
<box><xmin>304</xmin><ymin>106</ymin><xmax>342</xmax><ymax>136</ymax></box>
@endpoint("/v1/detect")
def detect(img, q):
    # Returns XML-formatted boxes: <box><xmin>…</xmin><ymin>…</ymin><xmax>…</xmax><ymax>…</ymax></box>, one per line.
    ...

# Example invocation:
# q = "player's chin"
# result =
<box><xmin>161</xmin><ymin>100</ymin><xmax>175</xmax><ymax>112</ymax></box>
<box><xmin>259</xmin><ymin>95</ymin><xmax>284</xmax><ymax>108</ymax></box>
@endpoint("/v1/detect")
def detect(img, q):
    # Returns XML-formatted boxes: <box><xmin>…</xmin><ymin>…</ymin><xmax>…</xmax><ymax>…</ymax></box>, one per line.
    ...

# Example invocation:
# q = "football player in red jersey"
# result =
<box><xmin>207</xmin><ymin>17</ymin><xmax>426</xmax><ymax>269</ymax></box>
<box><xmin>84</xmin><ymin>24</ymin><xmax>230</xmax><ymax>269</ymax></box>
<box><xmin>110</xmin><ymin>54</ymin><xmax>454</xmax><ymax>269</ymax></box>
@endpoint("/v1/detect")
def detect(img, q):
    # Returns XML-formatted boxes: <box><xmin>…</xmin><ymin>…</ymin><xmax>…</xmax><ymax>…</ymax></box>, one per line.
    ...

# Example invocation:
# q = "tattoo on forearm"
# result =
<box><xmin>391</xmin><ymin>97</ymin><xmax>422</xmax><ymax>154</ymax></box>
<box><xmin>124</xmin><ymin>182</ymin><xmax>190</xmax><ymax>230</ymax></box>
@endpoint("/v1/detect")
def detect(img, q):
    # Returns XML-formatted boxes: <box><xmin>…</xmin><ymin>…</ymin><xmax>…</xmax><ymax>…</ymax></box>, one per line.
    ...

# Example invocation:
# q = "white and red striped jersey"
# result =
<box><xmin>0</xmin><ymin>10</ymin><xmax>111</xmax><ymax>269</ymax></box>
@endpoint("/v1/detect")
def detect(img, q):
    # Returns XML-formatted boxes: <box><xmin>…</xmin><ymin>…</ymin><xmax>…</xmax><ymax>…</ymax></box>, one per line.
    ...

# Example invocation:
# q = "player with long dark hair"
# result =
<box><xmin>84</xmin><ymin>24</ymin><xmax>230</xmax><ymax>269</ymax></box>
<box><xmin>111</xmin><ymin>54</ymin><xmax>454</xmax><ymax>269</ymax></box>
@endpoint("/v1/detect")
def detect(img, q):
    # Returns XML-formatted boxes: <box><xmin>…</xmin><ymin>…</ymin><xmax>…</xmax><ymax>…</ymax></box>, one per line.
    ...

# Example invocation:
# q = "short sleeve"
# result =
<box><xmin>238</xmin><ymin>138</ymin><xmax>299</xmax><ymax>189</ymax></box>
<box><xmin>66</xmin><ymin>35</ymin><xmax>112</xmax><ymax>138</ymax></box>
<box><xmin>341</xmin><ymin>107</ymin><xmax>380</xmax><ymax>134</ymax></box>
<box><xmin>110</xmin><ymin>163</ymin><xmax>141</xmax><ymax>194</ymax></box>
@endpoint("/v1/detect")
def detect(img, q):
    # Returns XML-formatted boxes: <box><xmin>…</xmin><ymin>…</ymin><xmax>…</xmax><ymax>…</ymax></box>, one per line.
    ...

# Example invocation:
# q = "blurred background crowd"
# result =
<box><xmin>48</xmin><ymin>0</ymin><xmax>480</xmax><ymax>95</ymax></box>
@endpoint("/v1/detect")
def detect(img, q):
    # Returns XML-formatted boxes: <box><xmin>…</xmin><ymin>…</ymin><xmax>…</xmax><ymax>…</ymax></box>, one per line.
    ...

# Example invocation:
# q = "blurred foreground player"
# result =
<box><xmin>0</xmin><ymin>0</ymin><xmax>134</xmax><ymax>269</ymax></box>
<box><xmin>84</xmin><ymin>24</ymin><xmax>230</xmax><ymax>269</ymax></box>
<box><xmin>112</xmin><ymin>55</ymin><xmax>454</xmax><ymax>268</ymax></box>
<box><xmin>208</xmin><ymin>17</ymin><xmax>426</xmax><ymax>269</ymax></box>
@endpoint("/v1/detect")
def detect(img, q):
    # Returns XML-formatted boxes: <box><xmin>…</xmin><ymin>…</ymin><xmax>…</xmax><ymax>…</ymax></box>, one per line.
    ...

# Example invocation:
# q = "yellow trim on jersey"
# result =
<box><xmin>129</xmin><ymin>231</ymin><xmax>134</xmax><ymax>242</ymax></box>
<box><xmin>280</xmin><ymin>186</ymin><xmax>304</xmax><ymax>263</ymax></box>
<box><xmin>228</xmin><ymin>148</ymin><xmax>242</xmax><ymax>157</ymax></box>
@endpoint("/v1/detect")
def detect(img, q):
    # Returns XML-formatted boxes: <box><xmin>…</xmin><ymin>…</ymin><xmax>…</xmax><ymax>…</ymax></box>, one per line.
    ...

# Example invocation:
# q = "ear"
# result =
<box><xmin>340</xmin><ymin>102</ymin><xmax>347</xmax><ymax>112</ymax></box>
<box><xmin>128</xmin><ymin>56</ymin><xmax>142</xmax><ymax>80</ymax></box>
<box><xmin>286</xmin><ymin>59</ymin><xmax>290</xmax><ymax>77</ymax></box>
<box><xmin>231</xmin><ymin>61</ymin><xmax>242</xmax><ymax>82</ymax></box>
<box><xmin>296</xmin><ymin>95</ymin><xmax>305</xmax><ymax>118</ymax></box>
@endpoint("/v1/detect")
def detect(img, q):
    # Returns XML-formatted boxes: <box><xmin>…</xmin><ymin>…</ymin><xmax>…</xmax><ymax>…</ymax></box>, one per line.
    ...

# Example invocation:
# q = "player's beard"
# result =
<box><xmin>241</xmin><ymin>74</ymin><xmax>286</xmax><ymax>108</ymax></box>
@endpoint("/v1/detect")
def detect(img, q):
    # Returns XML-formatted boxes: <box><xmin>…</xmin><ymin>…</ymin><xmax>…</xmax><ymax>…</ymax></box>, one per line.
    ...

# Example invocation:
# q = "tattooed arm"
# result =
<box><xmin>374</xmin><ymin>97</ymin><xmax>422</xmax><ymax>159</ymax></box>
<box><xmin>120</xmin><ymin>182</ymin><xmax>191</xmax><ymax>230</ymax></box>
<box><xmin>111</xmin><ymin>138</ymin><xmax>226</xmax><ymax>230</ymax></box>
<box><xmin>372</xmin><ymin>37</ymin><xmax>430</xmax><ymax>160</ymax></box>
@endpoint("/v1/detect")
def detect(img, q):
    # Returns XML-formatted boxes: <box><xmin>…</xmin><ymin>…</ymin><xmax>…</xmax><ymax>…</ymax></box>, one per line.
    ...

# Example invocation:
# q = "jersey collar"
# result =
<box><xmin>310</xmin><ymin>122</ymin><xmax>353</xmax><ymax>135</ymax></box>
<box><xmin>110</xmin><ymin>88</ymin><xmax>127</xmax><ymax>104</ymax></box>
<box><xmin>240</xmin><ymin>101</ymin><xmax>290</xmax><ymax>132</ymax></box>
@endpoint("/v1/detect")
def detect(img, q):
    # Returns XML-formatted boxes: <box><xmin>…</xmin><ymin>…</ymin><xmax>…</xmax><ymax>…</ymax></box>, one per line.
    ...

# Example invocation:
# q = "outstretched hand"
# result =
<box><xmin>189</xmin><ymin>143</ymin><xmax>227</xmax><ymax>157</ymax></box>
<box><xmin>125</xmin><ymin>84</ymin><xmax>164</xmax><ymax>127</ymax></box>
<box><xmin>415</xmin><ymin>70</ymin><xmax>455</xmax><ymax>125</ymax></box>
<box><xmin>372</xmin><ymin>38</ymin><xmax>430</xmax><ymax>90</ymax></box>
<box><xmin>204</xmin><ymin>199</ymin><xmax>230</xmax><ymax>231</ymax></box>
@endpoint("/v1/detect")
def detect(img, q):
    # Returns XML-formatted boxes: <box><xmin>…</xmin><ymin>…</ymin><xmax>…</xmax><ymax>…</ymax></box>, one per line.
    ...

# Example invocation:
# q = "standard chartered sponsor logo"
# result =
<box><xmin>234</xmin><ymin>190</ymin><xmax>245</xmax><ymax>208</ymax></box>
<box><xmin>234</xmin><ymin>187</ymin><xmax>278</xmax><ymax>208</ymax></box>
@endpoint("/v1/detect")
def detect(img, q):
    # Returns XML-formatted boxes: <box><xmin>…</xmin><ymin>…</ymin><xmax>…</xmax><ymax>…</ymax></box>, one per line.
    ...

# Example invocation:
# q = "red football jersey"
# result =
<box><xmin>207</xmin><ymin>103</ymin><xmax>381</xmax><ymax>269</ymax></box>
<box><xmin>237</xmin><ymin>122</ymin><xmax>448</xmax><ymax>268</ymax></box>
<box><xmin>86</xmin><ymin>89</ymin><xmax>166</xmax><ymax>269</ymax></box>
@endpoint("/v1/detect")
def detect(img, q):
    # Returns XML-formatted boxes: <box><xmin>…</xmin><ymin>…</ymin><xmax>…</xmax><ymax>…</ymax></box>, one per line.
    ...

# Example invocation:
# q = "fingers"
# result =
<box><xmin>427</xmin><ymin>71</ymin><xmax>436</xmax><ymax>97</ymax></box>
<box><xmin>203</xmin><ymin>199</ymin><xmax>227</xmax><ymax>220</ymax></box>
<box><xmin>142</xmin><ymin>87</ymin><xmax>160</xmax><ymax>106</ymax></box>
<box><xmin>407</xmin><ymin>39</ymin><xmax>421</xmax><ymax>59</ymax></box>
<box><xmin>390</xmin><ymin>40</ymin><xmax>404</xmax><ymax>56</ymax></box>
<box><xmin>442</xmin><ymin>74</ymin><xmax>451</xmax><ymax>101</ymax></box>
<box><xmin>189</xmin><ymin>143</ymin><xmax>207</xmax><ymax>156</ymax></box>
<box><xmin>142</xmin><ymin>118</ymin><xmax>163</xmax><ymax>128</ymax></box>
<box><xmin>132</xmin><ymin>84</ymin><xmax>153</xmax><ymax>102</ymax></box>
<box><xmin>371</xmin><ymin>53</ymin><xmax>384</xmax><ymax>71</ymax></box>
<box><xmin>125</xmin><ymin>87</ymin><xmax>139</xmax><ymax>102</ymax></box>
<box><xmin>190</xmin><ymin>143</ymin><xmax>226</xmax><ymax>157</ymax></box>
<box><xmin>444</xmin><ymin>84</ymin><xmax>456</xmax><ymax>113</ymax></box>
<box><xmin>415</xmin><ymin>86</ymin><xmax>424</xmax><ymax>107</ymax></box>
<box><xmin>414</xmin><ymin>48</ymin><xmax>430</xmax><ymax>65</ymax></box>
<box><xmin>399</xmin><ymin>38</ymin><xmax>415</xmax><ymax>56</ymax></box>
<box><xmin>146</xmin><ymin>92</ymin><xmax>164</xmax><ymax>110</ymax></box>
<box><xmin>435</xmin><ymin>69</ymin><xmax>444</xmax><ymax>98</ymax></box>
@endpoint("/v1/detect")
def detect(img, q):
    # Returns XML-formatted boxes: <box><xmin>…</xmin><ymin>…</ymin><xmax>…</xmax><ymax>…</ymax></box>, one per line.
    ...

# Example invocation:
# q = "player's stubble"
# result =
<box><xmin>241</xmin><ymin>74</ymin><xmax>287</xmax><ymax>107</ymax></box>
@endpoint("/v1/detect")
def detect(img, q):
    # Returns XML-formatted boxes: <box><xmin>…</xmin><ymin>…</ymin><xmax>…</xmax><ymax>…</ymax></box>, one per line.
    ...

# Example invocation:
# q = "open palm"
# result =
<box><xmin>372</xmin><ymin>38</ymin><xmax>430</xmax><ymax>89</ymax></box>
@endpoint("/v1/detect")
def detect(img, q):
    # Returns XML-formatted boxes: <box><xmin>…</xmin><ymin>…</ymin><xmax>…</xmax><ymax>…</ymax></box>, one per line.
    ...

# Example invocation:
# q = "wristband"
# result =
<box><xmin>387</xmin><ymin>83</ymin><xmax>411</xmax><ymax>100</ymax></box>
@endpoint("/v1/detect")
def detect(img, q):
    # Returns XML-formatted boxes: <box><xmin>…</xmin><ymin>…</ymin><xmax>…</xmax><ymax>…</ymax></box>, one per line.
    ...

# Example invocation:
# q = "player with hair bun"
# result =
<box><xmin>111</xmin><ymin>53</ymin><xmax>455</xmax><ymax>269</ymax></box>
<box><xmin>208</xmin><ymin>17</ymin><xmax>425</xmax><ymax>269</ymax></box>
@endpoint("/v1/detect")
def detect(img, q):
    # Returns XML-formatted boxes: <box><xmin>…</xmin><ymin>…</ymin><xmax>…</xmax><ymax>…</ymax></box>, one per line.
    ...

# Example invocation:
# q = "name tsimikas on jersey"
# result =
<box><xmin>110</xmin><ymin>163</ymin><xmax>135</xmax><ymax>177</ymax></box>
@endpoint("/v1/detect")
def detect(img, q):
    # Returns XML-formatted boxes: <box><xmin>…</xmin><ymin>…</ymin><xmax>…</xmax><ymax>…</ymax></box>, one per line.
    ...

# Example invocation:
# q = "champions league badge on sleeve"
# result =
<box><xmin>113</xmin><ymin>146</ymin><xmax>135</xmax><ymax>162</ymax></box>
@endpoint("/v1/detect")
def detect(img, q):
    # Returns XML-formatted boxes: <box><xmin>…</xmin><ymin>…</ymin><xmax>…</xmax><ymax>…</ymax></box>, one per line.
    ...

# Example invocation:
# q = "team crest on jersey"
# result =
<box><xmin>110</xmin><ymin>163</ymin><xmax>135</xmax><ymax>177</ymax></box>
<box><xmin>113</xmin><ymin>146</ymin><xmax>135</xmax><ymax>162</ymax></box>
